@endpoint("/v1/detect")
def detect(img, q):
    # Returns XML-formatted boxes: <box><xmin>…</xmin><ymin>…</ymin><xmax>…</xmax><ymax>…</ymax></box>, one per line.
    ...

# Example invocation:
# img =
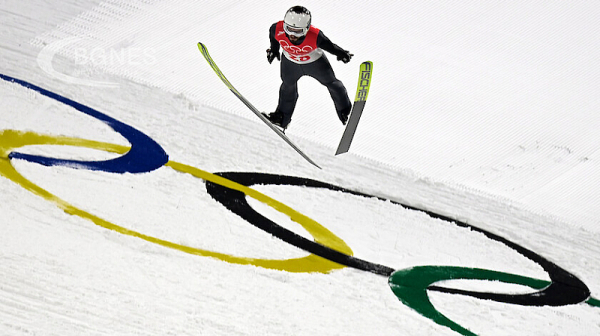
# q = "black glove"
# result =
<box><xmin>267</xmin><ymin>48</ymin><xmax>280</xmax><ymax>64</ymax></box>
<box><xmin>337</xmin><ymin>50</ymin><xmax>353</xmax><ymax>64</ymax></box>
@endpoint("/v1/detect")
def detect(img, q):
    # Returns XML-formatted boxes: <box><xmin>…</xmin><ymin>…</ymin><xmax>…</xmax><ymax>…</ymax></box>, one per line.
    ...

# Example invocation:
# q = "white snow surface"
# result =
<box><xmin>1</xmin><ymin>1</ymin><xmax>599</xmax><ymax>335</ymax></box>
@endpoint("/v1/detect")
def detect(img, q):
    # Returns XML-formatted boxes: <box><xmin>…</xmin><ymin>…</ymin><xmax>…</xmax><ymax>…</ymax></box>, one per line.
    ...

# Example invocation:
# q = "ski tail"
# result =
<box><xmin>197</xmin><ymin>43</ymin><xmax>321</xmax><ymax>169</ymax></box>
<box><xmin>335</xmin><ymin>61</ymin><xmax>373</xmax><ymax>155</ymax></box>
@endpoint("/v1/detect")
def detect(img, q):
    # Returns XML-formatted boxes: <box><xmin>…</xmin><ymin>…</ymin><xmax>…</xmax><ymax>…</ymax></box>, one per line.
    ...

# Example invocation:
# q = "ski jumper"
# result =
<box><xmin>269</xmin><ymin>21</ymin><xmax>352</xmax><ymax>126</ymax></box>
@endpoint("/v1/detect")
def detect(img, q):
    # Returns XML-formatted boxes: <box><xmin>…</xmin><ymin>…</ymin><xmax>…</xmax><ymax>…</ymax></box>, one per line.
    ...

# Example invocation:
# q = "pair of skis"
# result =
<box><xmin>198</xmin><ymin>42</ymin><xmax>372</xmax><ymax>169</ymax></box>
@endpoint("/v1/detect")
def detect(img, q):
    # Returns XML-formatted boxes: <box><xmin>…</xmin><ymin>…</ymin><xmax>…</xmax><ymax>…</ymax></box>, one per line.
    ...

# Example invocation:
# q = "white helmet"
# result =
<box><xmin>283</xmin><ymin>6</ymin><xmax>311</xmax><ymax>37</ymax></box>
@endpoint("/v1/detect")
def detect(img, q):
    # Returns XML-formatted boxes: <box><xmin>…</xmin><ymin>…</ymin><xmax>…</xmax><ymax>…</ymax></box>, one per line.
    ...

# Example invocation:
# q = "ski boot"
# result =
<box><xmin>337</xmin><ymin>106</ymin><xmax>352</xmax><ymax>125</ymax></box>
<box><xmin>262</xmin><ymin>111</ymin><xmax>288</xmax><ymax>131</ymax></box>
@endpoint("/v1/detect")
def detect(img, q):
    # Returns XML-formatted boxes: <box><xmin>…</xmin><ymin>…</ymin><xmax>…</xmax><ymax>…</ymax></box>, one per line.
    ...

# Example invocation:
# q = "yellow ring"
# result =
<box><xmin>0</xmin><ymin>130</ymin><xmax>351</xmax><ymax>273</ymax></box>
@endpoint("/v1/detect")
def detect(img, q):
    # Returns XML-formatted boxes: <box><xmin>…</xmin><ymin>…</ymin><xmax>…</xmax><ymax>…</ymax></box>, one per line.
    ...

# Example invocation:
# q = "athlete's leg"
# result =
<box><xmin>276</xmin><ymin>57</ymin><xmax>304</xmax><ymax>127</ymax></box>
<box><xmin>305</xmin><ymin>56</ymin><xmax>352</xmax><ymax>124</ymax></box>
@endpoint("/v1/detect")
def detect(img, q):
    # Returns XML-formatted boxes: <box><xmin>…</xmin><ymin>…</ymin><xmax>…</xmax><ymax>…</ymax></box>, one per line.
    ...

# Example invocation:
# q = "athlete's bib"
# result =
<box><xmin>275</xmin><ymin>21</ymin><xmax>323</xmax><ymax>64</ymax></box>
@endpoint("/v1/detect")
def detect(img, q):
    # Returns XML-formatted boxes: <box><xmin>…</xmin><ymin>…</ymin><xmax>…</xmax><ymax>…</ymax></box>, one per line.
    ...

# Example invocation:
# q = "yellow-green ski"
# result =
<box><xmin>336</xmin><ymin>61</ymin><xmax>373</xmax><ymax>155</ymax></box>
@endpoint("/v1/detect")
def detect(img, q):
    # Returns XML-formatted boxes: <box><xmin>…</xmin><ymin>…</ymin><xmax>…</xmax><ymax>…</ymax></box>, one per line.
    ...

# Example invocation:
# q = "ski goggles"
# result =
<box><xmin>284</xmin><ymin>24</ymin><xmax>307</xmax><ymax>37</ymax></box>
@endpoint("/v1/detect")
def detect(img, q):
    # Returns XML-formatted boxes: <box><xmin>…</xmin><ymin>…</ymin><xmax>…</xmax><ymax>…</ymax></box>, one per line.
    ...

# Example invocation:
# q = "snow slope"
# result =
<box><xmin>1</xmin><ymin>1</ymin><xmax>599</xmax><ymax>335</ymax></box>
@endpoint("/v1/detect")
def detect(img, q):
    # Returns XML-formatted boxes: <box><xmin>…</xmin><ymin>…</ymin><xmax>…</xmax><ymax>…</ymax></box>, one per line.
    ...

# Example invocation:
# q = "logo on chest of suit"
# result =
<box><xmin>278</xmin><ymin>40</ymin><xmax>313</xmax><ymax>55</ymax></box>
